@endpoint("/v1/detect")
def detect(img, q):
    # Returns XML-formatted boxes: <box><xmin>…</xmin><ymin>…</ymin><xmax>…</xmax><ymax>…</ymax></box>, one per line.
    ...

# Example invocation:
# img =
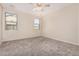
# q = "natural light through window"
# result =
<box><xmin>33</xmin><ymin>18</ymin><xmax>40</xmax><ymax>30</ymax></box>
<box><xmin>5</xmin><ymin>12</ymin><xmax>17</xmax><ymax>30</ymax></box>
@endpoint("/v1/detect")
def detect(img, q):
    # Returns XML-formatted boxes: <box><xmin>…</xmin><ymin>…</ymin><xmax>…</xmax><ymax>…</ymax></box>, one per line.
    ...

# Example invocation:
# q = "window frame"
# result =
<box><xmin>5</xmin><ymin>12</ymin><xmax>18</xmax><ymax>30</ymax></box>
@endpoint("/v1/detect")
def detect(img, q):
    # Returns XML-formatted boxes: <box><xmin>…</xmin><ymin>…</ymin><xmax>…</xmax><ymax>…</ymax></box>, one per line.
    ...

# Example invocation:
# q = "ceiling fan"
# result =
<box><xmin>32</xmin><ymin>3</ymin><xmax>50</xmax><ymax>12</ymax></box>
<box><xmin>33</xmin><ymin>3</ymin><xmax>50</xmax><ymax>8</ymax></box>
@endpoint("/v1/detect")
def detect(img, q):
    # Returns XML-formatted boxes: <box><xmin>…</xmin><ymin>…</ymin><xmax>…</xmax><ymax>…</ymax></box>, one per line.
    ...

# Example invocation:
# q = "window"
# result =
<box><xmin>33</xmin><ymin>18</ymin><xmax>40</xmax><ymax>30</ymax></box>
<box><xmin>5</xmin><ymin>12</ymin><xmax>17</xmax><ymax>30</ymax></box>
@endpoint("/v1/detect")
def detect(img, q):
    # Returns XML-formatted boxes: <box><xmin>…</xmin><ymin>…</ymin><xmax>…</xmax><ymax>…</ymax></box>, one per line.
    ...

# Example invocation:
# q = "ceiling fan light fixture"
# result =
<box><xmin>32</xmin><ymin>3</ymin><xmax>50</xmax><ymax>16</ymax></box>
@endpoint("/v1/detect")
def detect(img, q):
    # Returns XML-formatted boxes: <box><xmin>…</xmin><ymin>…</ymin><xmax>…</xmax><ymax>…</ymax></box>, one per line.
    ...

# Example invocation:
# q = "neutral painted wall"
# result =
<box><xmin>42</xmin><ymin>4</ymin><xmax>78</xmax><ymax>45</ymax></box>
<box><xmin>78</xmin><ymin>4</ymin><xmax>79</xmax><ymax>43</ymax></box>
<box><xmin>2</xmin><ymin>7</ymin><xmax>40</xmax><ymax>41</ymax></box>
<box><xmin>0</xmin><ymin>5</ymin><xmax>2</xmax><ymax>43</ymax></box>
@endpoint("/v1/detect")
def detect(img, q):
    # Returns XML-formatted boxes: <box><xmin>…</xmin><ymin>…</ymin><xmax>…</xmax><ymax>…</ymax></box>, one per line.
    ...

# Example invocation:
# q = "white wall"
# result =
<box><xmin>2</xmin><ymin>7</ymin><xmax>40</xmax><ymax>41</ymax></box>
<box><xmin>43</xmin><ymin>4</ymin><xmax>78</xmax><ymax>45</ymax></box>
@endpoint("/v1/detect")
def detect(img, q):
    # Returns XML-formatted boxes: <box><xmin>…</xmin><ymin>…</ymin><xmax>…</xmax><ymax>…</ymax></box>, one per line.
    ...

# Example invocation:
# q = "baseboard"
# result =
<box><xmin>1</xmin><ymin>36</ymin><xmax>42</xmax><ymax>42</ymax></box>
<box><xmin>2</xmin><ymin>35</ymin><xmax>79</xmax><ymax>46</ymax></box>
<box><xmin>43</xmin><ymin>36</ymin><xmax>79</xmax><ymax>46</ymax></box>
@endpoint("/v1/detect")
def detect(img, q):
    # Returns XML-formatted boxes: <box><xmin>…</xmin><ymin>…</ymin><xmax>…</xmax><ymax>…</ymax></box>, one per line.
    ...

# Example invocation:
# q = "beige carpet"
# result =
<box><xmin>0</xmin><ymin>36</ymin><xmax>79</xmax><ymax>56</ymax></box>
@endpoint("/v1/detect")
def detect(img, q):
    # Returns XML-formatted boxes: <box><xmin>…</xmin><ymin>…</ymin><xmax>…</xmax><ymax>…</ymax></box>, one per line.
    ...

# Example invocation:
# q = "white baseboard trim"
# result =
<box><xmin>1</xmin><ymin>36</ymin><xmax>42</xmax><ymax>42</ymax></box>
<box><xmin>43</xmin><ymin>36</ymin><xmax>79</xmax><ymax>46</ymax></box>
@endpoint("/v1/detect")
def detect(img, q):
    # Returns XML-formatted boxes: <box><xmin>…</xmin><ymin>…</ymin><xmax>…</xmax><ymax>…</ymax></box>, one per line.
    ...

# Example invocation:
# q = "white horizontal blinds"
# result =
<box><xmin>5</xmin><ymin>12</ymin><xmax>17</xmax><ymax>30</ymax></box>
<box><xmin>34</xmin><ymin>18</ymin><xmax>40</xmax><ymax>30</ymax></box>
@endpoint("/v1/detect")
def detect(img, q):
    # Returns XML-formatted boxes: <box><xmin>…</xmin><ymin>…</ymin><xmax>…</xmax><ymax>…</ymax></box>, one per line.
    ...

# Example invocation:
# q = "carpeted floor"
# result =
<box><xmin>0</xmin><ymin>36</ymin><xmax>79</xmax><ymax>56</ymax></box>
